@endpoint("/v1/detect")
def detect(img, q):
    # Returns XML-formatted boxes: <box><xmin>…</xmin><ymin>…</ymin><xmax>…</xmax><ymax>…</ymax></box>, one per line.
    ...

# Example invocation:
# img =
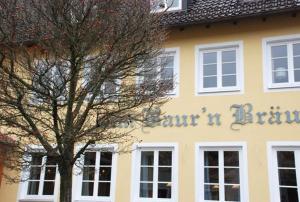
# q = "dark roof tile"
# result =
<box><xmin>162</xmin><ymin>0</ymin><xmax>300</xmax><ymax>26</ymax></box>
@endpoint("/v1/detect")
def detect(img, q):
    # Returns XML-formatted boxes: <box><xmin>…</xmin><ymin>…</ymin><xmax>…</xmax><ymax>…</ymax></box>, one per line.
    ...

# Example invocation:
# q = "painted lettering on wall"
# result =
<box><xmin>115</xmin><ymin>103</ymin><xmax>300</xmax><ymax>130</ymax></box>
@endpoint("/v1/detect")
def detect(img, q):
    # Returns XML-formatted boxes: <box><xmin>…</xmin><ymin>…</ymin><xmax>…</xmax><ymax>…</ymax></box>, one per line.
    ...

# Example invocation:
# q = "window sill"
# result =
<box><xmin>265</xmin><ymin>85</ymin><xmax>300</xmax><ymax>92</ymax></box>
<box><xmin>196</xmin><ymin>89</ymin><xmax>243</xmax><ymax>96</ymax></box>
<box><xmin>19</xmin><ymin>198</ymin><xmax>55</xmax><ymax>202</ymax></box>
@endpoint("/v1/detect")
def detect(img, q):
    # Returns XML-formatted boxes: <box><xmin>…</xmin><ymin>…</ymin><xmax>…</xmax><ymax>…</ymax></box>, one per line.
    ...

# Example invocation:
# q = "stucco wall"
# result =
<box><xmin>0</xmin><ymin>12</ymin><xmax>300</xmax><ymax>202</ymax></box>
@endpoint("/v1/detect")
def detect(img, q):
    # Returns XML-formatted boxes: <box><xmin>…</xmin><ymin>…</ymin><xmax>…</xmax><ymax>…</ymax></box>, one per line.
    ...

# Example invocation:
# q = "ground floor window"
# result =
<box><xmin>18</xmin><ymin>149</ymin><xmax>58</xmax><ymax>201</ymax></box>
<box><xmin>268</xmin><ymin>142</ymin><xmax>300</xmax><ymax>202</ymax></box>
<box><xmin>74</xmin><ymin>144</ymin><xmax>117</xmax><ymax>201</ymax></box>
<box><xmin>196</xmin><ymin>142</ymin><xmax>248</xmax><ymax>202</ymax></box>
<box><xmin>131</xmin><ymin>143</ymin><xmax>178</xmax><ymax>202</ymax></box>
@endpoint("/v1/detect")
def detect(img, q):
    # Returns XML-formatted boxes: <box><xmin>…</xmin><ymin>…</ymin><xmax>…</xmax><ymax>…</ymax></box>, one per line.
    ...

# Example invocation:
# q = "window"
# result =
<box><xmin>18</xmin><ymin>152</ymin><xmax>58</xmax><ymax>201</ymax></box>
<box><xmin>74</xmin><ymin>145</ymin><xmax>117</xmax><ymax>201</ymax></box>
<box><xmin>138</xmin><ymin>48</ymin><xmax>180</xmax><ymax>96</ymax></box>
<box><xmin>32</xmin><ymin>60</ymin><xmax>68</xmax><ymax>103</ymax></box>
<box><xmin>83</xmin><ymin>60</ymin><xmax>120</xmax><ymax>98</ymax></box>
<box><xmin>196</xmin><ymin>143</ymin><xmax>248</xmax><ymax>202</ymax></box>
<box><xmin>263</xmin><ymin>35</ymin><xmax>300</xmax><ymax>90</ymax></box>
<box><xmin>268</xmin><ymin>142</ymin><xmax>300</xmax><ymax>202</ymax></box>
<box><xmin>150</xmin><ymin>0</ymin><xmax>182</xmax><ymax>12</ymax></box>
<box><xmin>131</xmin><ymin>143</ymin><xmax>178</xmax><ymax>202</ymax></box>
<box><xmin>195</xmin><ymin>41</ymin><xmax>243</xmax><ymax>94</ymax></box>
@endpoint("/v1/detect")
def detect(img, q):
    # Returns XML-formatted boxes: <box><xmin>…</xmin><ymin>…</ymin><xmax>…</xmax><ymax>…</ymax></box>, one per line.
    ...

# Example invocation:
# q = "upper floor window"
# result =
<box><xmin>138</xmin><ymin>48</ymin><xmax>180</xmax><ymax>96</ymax></box>
<box><xmin>131</xmin><ymin>143</ymin><xmax>178</xmax><ymax>202</ymax></box>
<box><xmin>268</xmin><ymin>142</ymin><xmax>300</xmax><ymax>202</ymax></box>
<box><xmin>83</xmin><ymin>59</ymin><xmax>120</xmax><ymax>99</ymax></box>
<box><xmin>195</xmin><ymin>41</ymin><xmax>243</xmax><ymax>95</ymax></box>
<box><xmin>263</xmin><ymin>35</ymin><xmax>300</xmax><ymax>90</ymax></box>
<box><xmin>18</xmin><ymin>152</ymin><xmax>58</xmax><ymax>201</ymax></box>
<box><xmin>74</xmin><ymin>145</ymin><xmax>117</xmax><ymax>201</ymax></box>
<box><xmin>150</xmin><ymin>0</ymin><xmax>182</xmax><ymax>12</ymax></box>
<box><xmin>196</xmin><ymin>143</ymin><xmax>249</xmax><ymax>202</ymax></box>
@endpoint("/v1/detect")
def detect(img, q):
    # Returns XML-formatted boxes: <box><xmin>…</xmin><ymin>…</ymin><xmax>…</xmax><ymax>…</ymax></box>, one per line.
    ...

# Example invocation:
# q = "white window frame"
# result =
<box><xmin>195</xmin><ymin>142</ymin><xmax>249</xmax><ymax>202</ymax></box>
<box><xmin>130</xmin><ymin>143</ymin><xmax>178</xmax><ymax>202</ymax></box>
<box><xmin>150</xmin><ymin>0</ymin><xmax>182</xmax><ymax>12</ymax></box>
<box><xmin>267</xmin><ymin>141</ymin><xmax>300</xmax><ymax>202</ymax></box>
<box><xmin>137</xmin><ymin>47</ymin><xmax>180</xmax><ymax>97</ymax></box>
<box><xmin>83</xmin><ymin>58</ymin><xmax>122</xmax><ymax>99</ymax></box>
<box><xmin>263</xmin><ymin>34</ymin><xmax>300</xmax><ymax>92</ymax></box>
<box><xmin>17</xmin><ymin>145</ymin><xmax>60</xmax><ymax>202</ymax></box>
<box><xmin>195</xmin><ymin>41</ymin><xmax>244</xmax><ymax>96</ymax></box>
<box><xmin>73</xmin><ymin>144</ymin><xmax>118</xmax><ymax>202</ymax></box>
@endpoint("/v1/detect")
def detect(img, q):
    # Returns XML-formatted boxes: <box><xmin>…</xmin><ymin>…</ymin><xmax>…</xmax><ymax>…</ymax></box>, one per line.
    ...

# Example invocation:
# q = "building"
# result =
<box><xmin>1</xmin><ymin>0</ymin><xmax>300</xmax><ymax>202</ymax></box>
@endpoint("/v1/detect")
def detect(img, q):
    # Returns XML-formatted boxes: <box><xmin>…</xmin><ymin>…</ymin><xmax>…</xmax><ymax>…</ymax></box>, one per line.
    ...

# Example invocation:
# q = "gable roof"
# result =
<box><xmin>162</xmin><ymin>0</ymin><xmax>300</xmax><ymax>26</ymax></box>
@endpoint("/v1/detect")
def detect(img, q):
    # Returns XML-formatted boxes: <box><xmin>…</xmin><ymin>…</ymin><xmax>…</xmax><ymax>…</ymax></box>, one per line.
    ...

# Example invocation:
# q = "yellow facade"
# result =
<box><xmin>1</xmin><ymin>13</ymin><xmax>300</xmax><ymax>202</ymax></box>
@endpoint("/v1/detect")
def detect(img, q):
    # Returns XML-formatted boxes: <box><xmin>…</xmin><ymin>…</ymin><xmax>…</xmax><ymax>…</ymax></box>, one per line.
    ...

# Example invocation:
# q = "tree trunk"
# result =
<box><xmin>59</xmin><ymin>163</ymin><xmax>73</xmax><ymax>202</ymax></box>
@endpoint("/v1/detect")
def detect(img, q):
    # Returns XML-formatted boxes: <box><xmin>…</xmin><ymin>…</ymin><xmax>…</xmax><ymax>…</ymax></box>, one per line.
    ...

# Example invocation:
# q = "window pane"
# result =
<box><xmin>204</xmin><ymin>168</ymin><xmax>219</xmax><ymax>183</ymax></box>
<box><xmin>204</xmin><ymin>184</ymin><xmax>219</xmax><ymax>201</ymax></box>
<box><xmin>224</xmin><ymin>168</ymin><xmax>240</xmax><ymax>184</ymax></box>
<box><xmin>44</xmin><ymin>167</ymin><xmax>56</xmax><ymax>180</ymax></box>
<box><xmin>83</xmin><ymin>167</ymin><xmax>95</xmax><ymax>181</ymax></box>
<box><xmin>280</xmin><ymin>187</ymin><xmax>299</xmax><ymax>202</ymax></box>
<box><xmin>140</xmin><ymin>167</ymin><xmax>153</xmax><ymax>181</ymax></box>
<box><xmin>225</xmin><ymin>185</ymin><xmax>240</xmax><ymax>202</ymax></box>
<box><xmin>279</xmin><ymin>169</ymin><xmax>297</xmax><ymax>186</ymax></box>
<box><xmin>277</xmin><ymin>151</ymin><xmax>295</xmax><ymax>168</ymax></box>
<box><xmin>43</xmin><ymin>181</ymin><xmax>55</xmax><ymax>195</ymax></box>
<box><xmin>272</xmin><ymin>58</ymin><xmax>288</xmax><ymax>71</ymax></box>
<box><xmin>222</xmin><ymin>63</ymin><xmax>236</xmax><ymax>75</ymax></box>
<box><xmin>98</xmin><ymin>182</ymin><xmax>110</xmax><ymax>197</ymax></box>
<box><xmin>294</xmin><ymin>43</ymin><xmax>300</xmax><ymax>56</ymax></box>
<box><xmin>81</xmin><ymin>182</ymin><xmax>94</xmax><ymax>196</ymax></box>
<box><xmin>161</xmin><ymin>55</ymin><xmax>174</xmax><ymax>68</ymax></box>
<box><xmin>203</xmin><ymin>52</ymin><xmax>217</xmax><ymax>64</ymax></box>
<box><xmin>31</xmin><ymin>155</ymin><xmax>43</xmax><ymax>165</ymax></box>
<box><xmin>204</xmin><ymin>64</ymin><xmax>217</xmax><ymax>76</ymax></box>
<box><xmin>151</xmin><ymin>0</ymin><xmax>165</xmax><ymax>10</ymax></box>
<box><xmin>224</xmin><ymin>151</ymin><xmax>239</xmax><ymax>167</ymax></box>
<box><xmin>141</xmin><ymin>151</ymin><xmax>154</xmax><ymax>166</ymax></box>
<box><xmin>294</xmin><ymin>56</ymin><xmax>300</xmax><ymax>70</ymax></box>
<box><xmin>222</xmin><ymin>50</ymin><xmax>236</xmax><ymax>62</ymax></box>
<box><xmin>100</xmin><ymin>152</ymin><xmax>112</xmax><ymax>166</ymax></box>
<box><xmin>27</xmin><ymin>181</ymin><xmax>40</xmax><ymax>195</ymax></box>
<box><xmin>158</xmin><ymin>183</ymin><xmax>172</xmax><ymax>198</ymax></box>
<box><xmin>167</xmin><ymin>0</ymin><xmax>179</xmax><ymax>8</ymax></box>
<box><xmin>294</xmin><ymin>70</ymin><xmax>300</xmax><ymax>82</ymax></box>
<box><xmin>161</xmin><ymin>68</ymin><xmax>174</xmax><ymax>80</ymax></box>
<box><xmin>204</xmin><ymin>151</ymin><xmax>218</xmax><ymax>166</ymax></box>
<box><xmin>84</xmin><ymin>152</ymin><xmax>96</xmax><ymax>166</ymax></box>
<box><xmin>222</xmin><ymin>75</ymin><xmax>236</xmax><ymax>87</ymax></box>
<box><xmin>140</xmin><ymin>183</ymin><xmax>153</xmax><ymax>198</ymax></box>
<box><xmin>271</xmin><ymin>45</ymin><xmax>287</xmax><ymax>58</ymax></box>
<box><xmin>29</xmin><ymin>167</ymin><xmax>41</xmax><ymax>180</ymax></box>
<box><xmin>159</xmin><ymin>151</ymin><xmax>172</xmax><ymax>166</ymax></box>
<box><xmin>158</xmin><ymin>167</ymin><xmax>172</xmax><ymax>182</ymax></box>
<box><xmin>104</xmin><ymin>82</ymin><xmax>117</xmax><ymax>95</ymax></box>
<box><xmin>204</xmin><ymin>76</ymin><xmax>217</xmax><ymax>88</ymax></box>
<box><xmin>99</xmin><ymin>167</ymin><xmax>111</xmax><ymax>181</ymax></box>
<box><xmin>273</xmin><ymin>71</ymin><xmax>288</xmax><ymax>83</ymax></box>
<box><xmin>46</xmin><ymin>156</ymin><xmax>56</xmax><ymax>165</ymax></box>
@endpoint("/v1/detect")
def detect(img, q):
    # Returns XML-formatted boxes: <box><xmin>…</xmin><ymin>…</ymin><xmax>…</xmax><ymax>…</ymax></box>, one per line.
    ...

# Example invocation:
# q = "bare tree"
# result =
<box><xmin>0</xmin><ymin>0</ymin><xmax>170</xmax><ymax>201</ymax></box>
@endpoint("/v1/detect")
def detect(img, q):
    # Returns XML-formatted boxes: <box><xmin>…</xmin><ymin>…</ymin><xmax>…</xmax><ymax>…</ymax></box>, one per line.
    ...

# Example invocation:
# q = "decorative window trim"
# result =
<box><xmin>195</xmin><ymin>41</ymin><xmax>244</xmax><ymax>96</ymax></box>
<box><xmin>130</xmin><ymin>142</ymin><xmax>179</xmax><ymax>202</ymax></box>
<box><xmin>195</xmin><ymin>142</ymin><xmax>249</xmax><ymax>202</ymax></box>
<box><xmin>17</xmin><ymin>145</ymin><xmax>59</xmax><ymax>202</ymax></box>
<box><xmin>150</xmin><ymin>0</ymin><xmax>182</xmax><ymax>13</ymax></box>
<box><xmin>136</xmin><ymin>47</ymin><xmax>180</xmax><ymax>97</ymax></box>
<box><xmin>262</xmin><ymin>34</ymin><xmax>300</xmax><ymax>92</ymax></box>
<box><xmin>267</xmin><ymin>141</ymin><xmax>300</xmax><ymax>202</ymax></box>
<box><xmin>73</xmin><ymin>144</ymin><xmax>118</xmax><ymax>202</ymax></box>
